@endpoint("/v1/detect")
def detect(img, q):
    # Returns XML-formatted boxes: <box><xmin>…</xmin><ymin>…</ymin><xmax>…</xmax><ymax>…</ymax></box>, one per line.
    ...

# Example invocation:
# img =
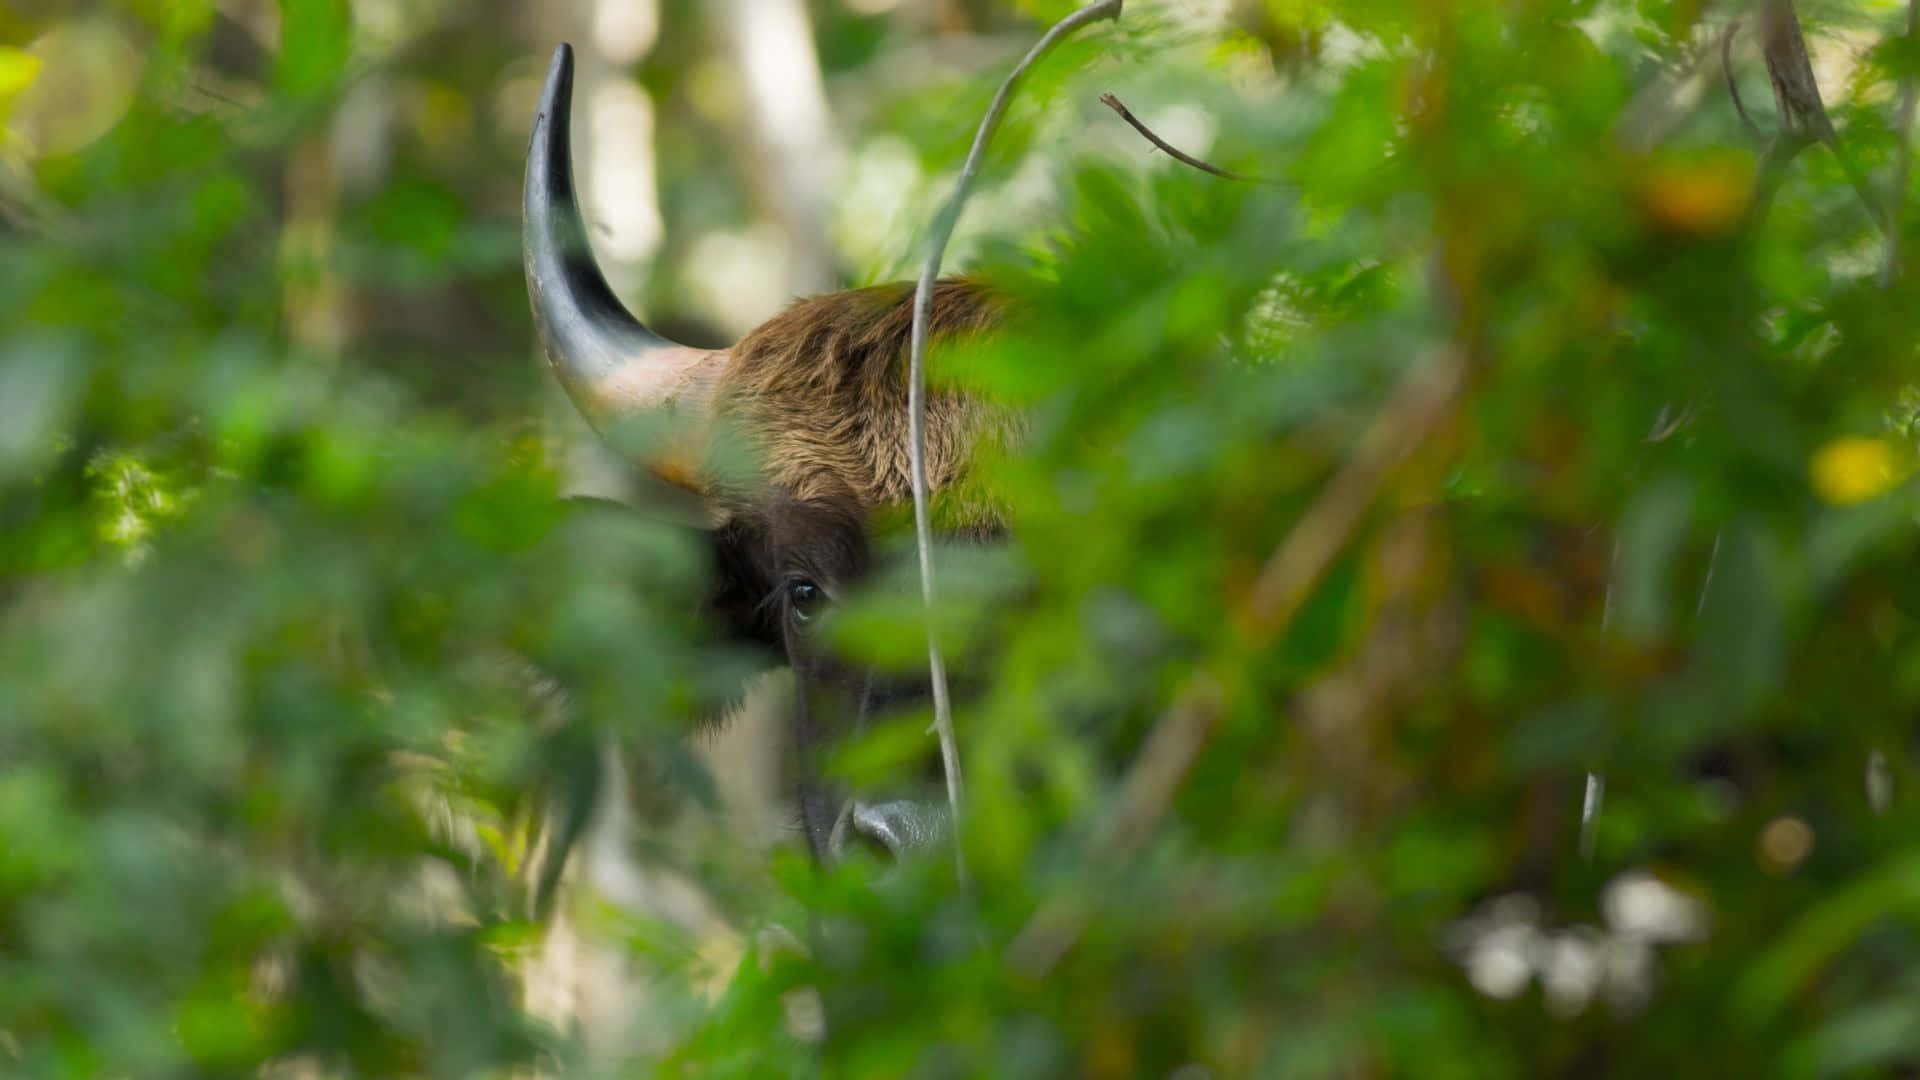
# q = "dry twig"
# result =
<box><xmin>907</xmin><ymin>0</ymin><xmax>1125</xmax><ymax>881</ymax></box>
<box><xmin>1097</xmin><ymin>92</ymin><xmax>1263</xmax><ymax>182</ymax></box>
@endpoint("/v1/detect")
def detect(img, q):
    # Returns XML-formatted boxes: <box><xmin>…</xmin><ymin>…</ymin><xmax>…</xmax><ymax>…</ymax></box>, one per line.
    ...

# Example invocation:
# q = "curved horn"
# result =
<box><xmin>523</xmin><ymin>43</ymin><xmax>723</xmax><ymax>441</ymax></box>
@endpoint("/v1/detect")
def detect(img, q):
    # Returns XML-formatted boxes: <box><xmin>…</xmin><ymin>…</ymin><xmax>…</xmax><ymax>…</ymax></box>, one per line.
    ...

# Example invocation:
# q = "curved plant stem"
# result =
<box><xmin>907</xmin><ymin>0</ymin><xmax>1125</xmax><ymax>882</ymax></box>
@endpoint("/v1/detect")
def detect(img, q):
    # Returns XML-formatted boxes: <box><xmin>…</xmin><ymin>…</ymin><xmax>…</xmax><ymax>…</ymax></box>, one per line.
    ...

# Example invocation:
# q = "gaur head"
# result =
<box><xmin>523</xmin><ymin>44</ymin><xmax>1010</xmax><ymax>867</ymax></box>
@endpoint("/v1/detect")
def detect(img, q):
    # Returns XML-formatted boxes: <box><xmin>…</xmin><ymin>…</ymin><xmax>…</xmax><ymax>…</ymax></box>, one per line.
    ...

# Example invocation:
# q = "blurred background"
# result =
<box><xmin>5</xmin><ymin>0</ymin><xmax>1920</xmax><ymax>1075</ymax></box>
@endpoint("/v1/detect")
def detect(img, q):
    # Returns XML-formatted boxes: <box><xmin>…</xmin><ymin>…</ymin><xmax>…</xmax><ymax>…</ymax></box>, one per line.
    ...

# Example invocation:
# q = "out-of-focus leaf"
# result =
<box><xmin>1735</xmin><ymin>850</ymin><xmax>1920</xmax><ymax>1027</ymax></box>
<box><xmin>1635</xmin><ymin>151</ymin><xmax>1754</xmax><ymax>238</ymax></box>
<box><xmin>276</xmin><ymin>0</ymin><xmax>351</xmax><ymax>98</ymax></box>
<box><xmin>9</xmin><ymin>17</ymin><xmax>141</xmax><ymax>157</ymax></box>
<box><xmin>0</xmin><ymin>334</ymin><xmax>84</xmax><ymax>479</ymax></box>
<box><xmin>1695</xmin><ymin>520</ymin><xmax>1789</xmax><ymax>707</ymax></box>
<box><xmin>1783</xmin><ymin>997</ymin><xmax>1920</xmax><ymax>1077</ymax></box>
<box><xmin>1612</xmin><ymin>474</ymin><xmax>1693</xmax><ymax>641</ymax></box>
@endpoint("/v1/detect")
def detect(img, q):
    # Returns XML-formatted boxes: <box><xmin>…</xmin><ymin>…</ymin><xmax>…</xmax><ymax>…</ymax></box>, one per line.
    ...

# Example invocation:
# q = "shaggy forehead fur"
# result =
<box><xmin>712</xmin><ymin>276</ymin><xmax>1013</xmax><ymax>529</ymax></box>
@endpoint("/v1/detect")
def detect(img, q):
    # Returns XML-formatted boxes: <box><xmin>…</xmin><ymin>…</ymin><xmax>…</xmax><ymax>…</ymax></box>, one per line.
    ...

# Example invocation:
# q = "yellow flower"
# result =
<box><xmin>1811</xmin><ymin>436</ymin><xmax>1908</xmax><ymax>506</ymax></box>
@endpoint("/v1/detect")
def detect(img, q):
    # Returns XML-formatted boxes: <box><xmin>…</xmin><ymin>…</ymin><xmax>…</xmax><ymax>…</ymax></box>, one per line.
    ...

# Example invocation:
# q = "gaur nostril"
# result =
<box><xmin>849</xmin><ymin>820</ymin><xmax>898</xmax><ymax>862</ymax></box>
<box><xmin>828</xmin><ymin>800</ymin><xmax>946</xmax><ymax>863</ymax></box>
<box><xmin>827</xmin><ymin>803</ymin><xmax>891</xmax><ymax>863</ymax></box>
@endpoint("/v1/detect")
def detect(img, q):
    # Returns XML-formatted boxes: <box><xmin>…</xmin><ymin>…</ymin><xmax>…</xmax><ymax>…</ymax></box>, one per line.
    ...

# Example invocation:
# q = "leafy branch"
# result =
<box><xmin>1007</xmin><ymin>344</ymin><xmax>1470</xmax><ymax>979</ymax></box>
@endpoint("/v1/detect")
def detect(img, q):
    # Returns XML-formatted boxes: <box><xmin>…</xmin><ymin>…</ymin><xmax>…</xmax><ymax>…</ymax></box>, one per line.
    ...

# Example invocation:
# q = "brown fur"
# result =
<box><xmin>710</xmin><ymin>276</ymin><xmax>1014</xmax><ymax>528</ymax></box>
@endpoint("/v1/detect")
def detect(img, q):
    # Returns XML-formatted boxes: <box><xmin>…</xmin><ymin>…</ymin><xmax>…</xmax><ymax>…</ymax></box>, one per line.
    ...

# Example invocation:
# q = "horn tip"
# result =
<box><xmin>540</xmin><ymin>43</ymin><xmax>574</xmax><ymax>117</ymax></box>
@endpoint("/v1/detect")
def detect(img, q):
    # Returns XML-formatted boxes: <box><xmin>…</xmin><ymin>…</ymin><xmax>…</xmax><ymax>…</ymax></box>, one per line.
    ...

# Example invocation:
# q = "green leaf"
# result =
<box><xmin>1735</xmin><ymin>851</ymin><xmax>1920</xmax><ymax>1027</ymax></box>
<box><xmin>276</xmin><ymin>0</ymin><xmax>351</xmax><ymax>98</ymax></box>
<box><xmin>1695</xmin><ymin>519</ymin><xmax>1789</xmax><ymax>707</ymax></box>
<box><xmin>1613</xmin><ymin>474</ymin><xmax>1694</xmax><ymax>641</ymax></box>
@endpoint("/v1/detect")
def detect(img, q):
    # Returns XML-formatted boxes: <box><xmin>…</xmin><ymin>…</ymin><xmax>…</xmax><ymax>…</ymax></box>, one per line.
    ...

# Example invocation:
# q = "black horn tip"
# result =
<box><xmin>523</xmin><ymin>37</ymin><xmax>688</xmax><ymax>436</ymax></box>
<box><xmin>539</xmin><ymin>43</ymin><xmax>574</xmax><ymax>130</ymax></box>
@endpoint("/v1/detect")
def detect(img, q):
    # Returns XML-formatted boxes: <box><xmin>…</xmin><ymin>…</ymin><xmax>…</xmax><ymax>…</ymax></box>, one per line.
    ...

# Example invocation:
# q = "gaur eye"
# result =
<box><xmin>787</xmin><ymin>579</ymin><xmax>826</xmax><ymax>623</ymax></box>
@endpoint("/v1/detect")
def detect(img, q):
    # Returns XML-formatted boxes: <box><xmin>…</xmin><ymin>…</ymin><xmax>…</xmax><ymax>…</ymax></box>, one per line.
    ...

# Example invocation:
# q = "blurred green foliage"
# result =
<box><xmin>4</xmin><ymin>0</ymin><xmax>1920</xmax><ymax>1076</ymax></box>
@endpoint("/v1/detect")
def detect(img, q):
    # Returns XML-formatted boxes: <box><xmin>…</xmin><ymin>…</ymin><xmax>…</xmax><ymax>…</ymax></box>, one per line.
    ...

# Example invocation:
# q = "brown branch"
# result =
<box><xmin>1759</xmin><ymin>0</ymin><xmax>1834</xmax><ymax>143</ymax></box>
<box><xmin>1005</xmin><ymin>344</ymin><xmax>1470</xmax><ymax>980</ymax></box>
<box><xmin>1746</xmin><ymin>0</ymin><xmax>1889</xmax><ymax>235</ymax></box>
<box><xmin>1098</xmin><ymin>92</ymin><xmax>1265</xmax><ymax>183</ymax></box>
<box><xmin>1760</xmin><ymin>0</ymin><xmax>1834</xmax><ymax>142</ymax></box>
<box><xmin>1242</xmin><ymin>347</ymin><xmax>1468</xmax><ymax>635</ymax></box>
<box><xmin>1722</xmin><ymin>21</ymin><xmax>1764</xmax><ymax>143</ymax></box>
<box><xmin>1882</xmin><ymin>0</ymin><xmax>1918</xmax><ymax>287</ymax></box>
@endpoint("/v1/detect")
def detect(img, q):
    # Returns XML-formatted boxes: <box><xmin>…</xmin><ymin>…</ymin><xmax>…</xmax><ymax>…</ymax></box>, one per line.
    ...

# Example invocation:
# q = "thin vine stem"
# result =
<box><xmin>907</xmin><ymin>0</ymin><xmax>1125</xmax><ymax>882</ymax></box>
